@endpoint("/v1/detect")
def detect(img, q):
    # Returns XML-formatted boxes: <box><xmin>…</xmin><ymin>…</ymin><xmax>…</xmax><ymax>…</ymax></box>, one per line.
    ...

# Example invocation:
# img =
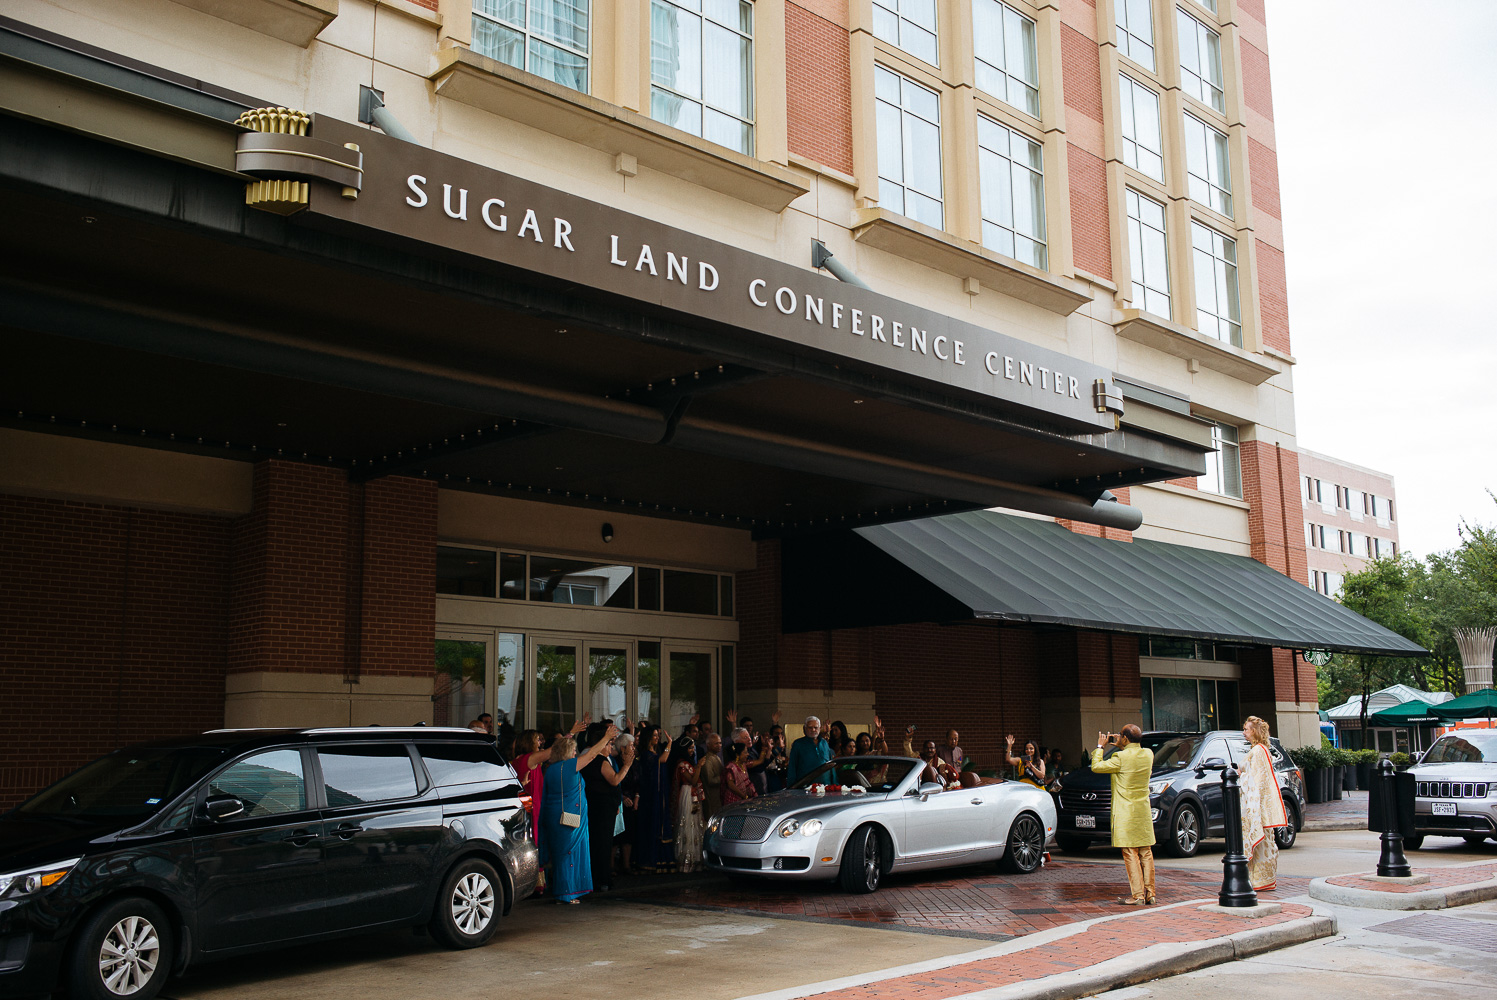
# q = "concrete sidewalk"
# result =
<box><xmin>737</xmin><ymin>899</ymin><xmax>1335</xmax><ymax>1000</ymax></box>
<box><xmin>1301</xmin><ymin>790</ymin><xmax>1367</xmax><ymax>832</ymax></box>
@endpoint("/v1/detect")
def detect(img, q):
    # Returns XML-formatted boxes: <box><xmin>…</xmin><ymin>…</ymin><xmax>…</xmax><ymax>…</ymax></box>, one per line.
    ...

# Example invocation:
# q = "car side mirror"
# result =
<box><xmin>918</xmin><ymin>781</ymin><xmax>943</xmax><ymax>801</ymax></box>
<box><xmin>205</xmin><ymin>795</ymin><xmax>245</xmax><ymax>822</ymax></box>
<box><xmin>1195</xmin><ymin>757</ymin><xmax>1227</xmax><ymax>777</ymax></box>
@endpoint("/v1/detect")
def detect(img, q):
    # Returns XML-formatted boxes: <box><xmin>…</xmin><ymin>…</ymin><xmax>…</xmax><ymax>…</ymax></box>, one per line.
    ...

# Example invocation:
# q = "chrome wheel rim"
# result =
<box><xmin>1176</xmin><ymin>810</ymin><xmax>1199</xmax><ymax>853</ymax></box>
<box><xmin>1010</xmin><ymin>815</ymin><xmax>1044</xmax><ymax>871</ymax></box>
<box><xmin>862</xmin><ymin>829</ymin><xmax>879</xmax><ymax>890</ymax></box>
<box><xmin>451</xmin><ymin>872</ymin><xmax>495</xmax><ymax>936</ymax></box>
<box><xmin>98</xmin><ymin>914</ymin><xmax>160</xmax><ymax>996</ymax></box>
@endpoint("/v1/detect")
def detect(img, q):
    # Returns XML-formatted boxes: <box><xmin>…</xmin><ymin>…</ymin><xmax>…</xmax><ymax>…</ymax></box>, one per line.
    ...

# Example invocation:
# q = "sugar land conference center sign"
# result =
<box><xmin>305</xmin><ymin>116</ymin><xmax>1116</xmax><ymax>433</ymax></box>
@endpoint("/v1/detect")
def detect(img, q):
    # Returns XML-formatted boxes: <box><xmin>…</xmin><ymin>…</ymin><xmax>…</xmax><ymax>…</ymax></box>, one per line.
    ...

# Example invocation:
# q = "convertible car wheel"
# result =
<box><xmin>838</xmin><ymin>824</ymin><xmax>884</xmax><ymax>894</ymax></box>
<box><xmin>998</xmin><ymin>812</ymin><xmax>1046</xmax><ymax>874</ymax></box>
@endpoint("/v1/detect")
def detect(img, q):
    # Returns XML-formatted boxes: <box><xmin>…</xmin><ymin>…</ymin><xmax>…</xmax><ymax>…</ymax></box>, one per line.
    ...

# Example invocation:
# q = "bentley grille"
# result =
<box><xmin>718</xmin><ymin>815</ymin><xmax>772</xmax><ymax>841</ymax></box>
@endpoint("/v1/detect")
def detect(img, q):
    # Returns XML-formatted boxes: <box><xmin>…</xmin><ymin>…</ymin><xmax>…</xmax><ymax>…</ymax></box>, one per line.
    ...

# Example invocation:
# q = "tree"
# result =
<box><xmin>1327</xmin><ymin>494</ymin><xmax>1497</xmax><ymax>734</ymax></box>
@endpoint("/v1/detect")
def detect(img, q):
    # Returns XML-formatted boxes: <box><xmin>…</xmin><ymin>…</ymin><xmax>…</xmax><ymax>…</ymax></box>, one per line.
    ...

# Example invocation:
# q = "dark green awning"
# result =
<box><xmin>1367</xmin><ymin>700</ymin><xmax>1442</xmax><ymax>726</ymax></box>
<box><xmin>783</xmin><ymin>509</ymin><xmax>1426</xmax><ymax>657</ymax></box>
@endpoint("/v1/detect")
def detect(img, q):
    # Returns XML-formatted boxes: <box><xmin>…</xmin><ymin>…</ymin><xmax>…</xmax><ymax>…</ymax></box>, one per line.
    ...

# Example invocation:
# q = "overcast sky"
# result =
<box><xmin>1265</xmin><ymin>0</ymin><xmax>1497</xmax><ymax>560</ymax></box>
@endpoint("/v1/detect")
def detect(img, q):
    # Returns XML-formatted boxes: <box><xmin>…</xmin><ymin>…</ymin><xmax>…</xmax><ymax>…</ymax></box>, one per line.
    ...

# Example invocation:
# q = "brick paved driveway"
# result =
<box><xmin>610</xmin><ymin>860</ymin><xmax>1312</xmax><ymax>940</ymax></box>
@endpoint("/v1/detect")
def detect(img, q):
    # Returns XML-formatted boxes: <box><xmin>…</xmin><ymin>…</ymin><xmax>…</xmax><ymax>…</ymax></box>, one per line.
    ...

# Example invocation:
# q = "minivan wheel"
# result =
<box><xmin>69</xmin><ymin>897</ymin><xmax>173</xmax><ymax>1000</ymax></box>
<box><xmin>1165</xmin><ymin>804</ymin><xmax>1201</xmax><ymax>858</ymax></box>
<box><xmin>431</xmin><ymin>858</ymin><xmax>503</xmax><ymax>949</ymax></box>
<box><xmin>838</xmin><ymin>824</ymin><xmax>884</xmax><ymax>894</ymax></box>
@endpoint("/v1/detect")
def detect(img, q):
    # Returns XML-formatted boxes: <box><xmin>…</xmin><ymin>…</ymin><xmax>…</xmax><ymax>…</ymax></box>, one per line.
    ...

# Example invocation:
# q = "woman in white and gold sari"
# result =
<box><xmin>1238</xmin><ymin>716</ymin><xmax>1288</xmax><ymax>891</ymax></box>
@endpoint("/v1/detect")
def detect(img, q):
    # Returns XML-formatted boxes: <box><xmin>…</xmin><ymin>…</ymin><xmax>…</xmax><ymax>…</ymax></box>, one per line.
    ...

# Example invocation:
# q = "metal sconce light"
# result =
<box><xmin>601</xmin><ymin>523</ymin><xmax>614</xmax><ymax>544</ymax></box>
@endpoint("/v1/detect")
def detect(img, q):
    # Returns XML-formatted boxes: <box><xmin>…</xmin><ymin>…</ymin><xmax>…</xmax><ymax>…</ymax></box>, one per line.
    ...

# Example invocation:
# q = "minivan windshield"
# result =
<box><xmin>17</xmin><ymin>746</ymin><xmax>228</xmax><ymax>824</ymax></box>
<box><xmin>1421</xmin><ymin>732</ymin><xmax>1497</xmax><ymax>764</ymax></box>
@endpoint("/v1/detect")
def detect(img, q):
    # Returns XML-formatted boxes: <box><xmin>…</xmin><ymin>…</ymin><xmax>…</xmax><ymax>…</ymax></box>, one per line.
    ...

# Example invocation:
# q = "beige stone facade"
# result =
<box><xmin>1299</xmin><ymin>447</ymin><xmax>1401</xmax><ymax>596</ymax></box>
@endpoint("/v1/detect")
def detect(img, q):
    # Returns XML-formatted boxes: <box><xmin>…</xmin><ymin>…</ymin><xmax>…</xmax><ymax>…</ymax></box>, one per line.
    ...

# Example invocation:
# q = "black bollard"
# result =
<box><xmin>1375</xmin><ymin>758</ymin><xmax>1412</xmax><ymax>878</ymax></box>
<box><xmin>1218</xmin><ymin>767</ymin><xmax>1257</xmax><ymax>907</ymax></box>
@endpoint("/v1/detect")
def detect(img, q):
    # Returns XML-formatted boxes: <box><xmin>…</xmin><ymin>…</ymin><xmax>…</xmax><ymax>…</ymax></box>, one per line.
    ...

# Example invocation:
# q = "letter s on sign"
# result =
<box><xmin>406</xmin><ymin>174</ymin><xmax>428</xmax><ymax>208</ymax></box>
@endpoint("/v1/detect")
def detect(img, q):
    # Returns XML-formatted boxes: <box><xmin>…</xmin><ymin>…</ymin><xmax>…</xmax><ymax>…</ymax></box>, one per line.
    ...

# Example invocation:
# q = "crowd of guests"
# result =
<box><xmin>484</xmin><ymin>710</ymin><xmax>1079</xmax><ymax>903</ymax></box>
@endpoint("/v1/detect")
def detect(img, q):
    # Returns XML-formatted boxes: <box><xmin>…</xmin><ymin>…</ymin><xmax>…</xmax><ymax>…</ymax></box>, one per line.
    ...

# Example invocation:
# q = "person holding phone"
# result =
<box><xmin>1089</xmin><ymin>725</ymin><xmax>1156</xmax><ymax>905</ymax></box>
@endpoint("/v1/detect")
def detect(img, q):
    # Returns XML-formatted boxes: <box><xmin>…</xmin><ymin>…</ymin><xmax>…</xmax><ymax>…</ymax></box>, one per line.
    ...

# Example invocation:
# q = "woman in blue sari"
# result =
<box><xmin>540</xmin><ymin>723</ymin><xmax>619</xmax><ymax>903</ymax></box>
<box><xmin>633</xmin><ymin>724</ymin><xmax>676</xmax><ymax>872</ymax></box>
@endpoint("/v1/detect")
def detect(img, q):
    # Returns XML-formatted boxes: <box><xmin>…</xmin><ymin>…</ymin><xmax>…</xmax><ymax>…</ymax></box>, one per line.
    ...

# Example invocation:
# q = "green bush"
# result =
<box><xmin>1389</xmin><ymin>752</ymin><xmax>1413</xmax><ymax>768</ymax></box>
<box><xmin>1357</xmin><ymin>748</ymin><xmax>1380</xmax><ymax>765</ymax></box>
<box><xmin>1320</xmin><ymin>733</ymin><xmax>1334</xmax><ymax>749</ymax></box>
<box><xmin>1288</xmin><ymin>745</ymin><xmax>1325</xmax><ymax>770</ymax></box>
<box><xmin>1330</xmin><ymin>747</ymin><xmax>1359</xmax><ymax>767</ymax></box>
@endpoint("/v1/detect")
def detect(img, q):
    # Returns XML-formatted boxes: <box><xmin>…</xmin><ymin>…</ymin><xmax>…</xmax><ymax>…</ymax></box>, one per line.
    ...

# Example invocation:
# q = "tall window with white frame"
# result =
<box><xmin>1115</xmin><ymin>0</ymin><xmax>1155</xmax><ymax>70</ymax></box>
<box><xmin>1184</xmin><ymin>113</ymin><xmax>1232</xmax><ymax>216</ymax></box>
<box><xmin>1177</xmin><ymin>8</ymin><xmax>1225</xmax><ymax>112</ymax></box>
<box><xmin>977</xmin><ymin>116</ymin><xmax>1046</xmax><ymax>268</ymax></box>
<box><xmin>1191</xmin><ymin>222</ymin><xmax>1241</xmax><ymax>346</ymax></box>
<box><xmin>872</xmin><ymin>0</ymin><xmax>938</xmax><ymax>65</ymax></box>
<box><xmin>472</xmin><ymin>0</ymin><xmax>590</xmax><ymax>93</ymax></box>
<box><xmin>875</xmin><ymin>66</ymin><xmax>944</xmax><ymax>229</ymax></box>
<box><xmin>1118</xmin><ymin>74</ymin><xmax>1163</xmax><ymax>180</ymax></box>
<box><xmin>1126</xmin><ymin>189</ymin><xmax>1171</xmax><ymax>318</ymax></box>
<box><xmin>650</xmin><ymin>0</ymin><xmax>755</xmax><ymax>155</ymax></box>
<box><xmin>1200</xmin><ymin>421</ymin><xmax>1242</xmax><ymax>498</ymax></box>
<box><xmin>972</xmin><ymin>0</ymin><xmax>1039</xmax><ymax>117</ymax></box>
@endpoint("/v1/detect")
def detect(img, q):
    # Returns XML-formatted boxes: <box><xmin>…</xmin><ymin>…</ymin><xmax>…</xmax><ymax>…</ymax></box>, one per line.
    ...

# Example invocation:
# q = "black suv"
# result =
<box><xmin>1055</xmin><ymin>731</ymin><xmax>1306</xmax><ymax>857</ymax></box>
<box><xmin>0</xmin><ymin>727</ymin><xmax>537</xmax><ymax>1000</ymax></box>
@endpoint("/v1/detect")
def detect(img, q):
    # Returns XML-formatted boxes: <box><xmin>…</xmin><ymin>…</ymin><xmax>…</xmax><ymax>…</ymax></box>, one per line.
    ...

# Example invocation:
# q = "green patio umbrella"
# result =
<box><xmin>1430</xmin><ymin>688</ymin><xmax>1497</xmax><ymax>722</ymax></box>
<box><xmin>1367</xmin><ymin>699</ymin><xmax>1442</xmax><ymax>726</ymax></box>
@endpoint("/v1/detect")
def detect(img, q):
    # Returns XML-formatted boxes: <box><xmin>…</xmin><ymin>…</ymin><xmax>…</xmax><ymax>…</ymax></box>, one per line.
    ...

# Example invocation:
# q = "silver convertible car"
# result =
<box><xmin>703</xmin><ymin>756</ymin><xmax>1057</xmax><ymax>893</ymax></box>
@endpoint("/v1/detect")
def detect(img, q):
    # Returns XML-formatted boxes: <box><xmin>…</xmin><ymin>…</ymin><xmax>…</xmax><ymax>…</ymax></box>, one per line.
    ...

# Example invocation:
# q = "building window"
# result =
<box><xmin>973</xmin><ymin>0</ymin><xmax>1039</xmax><ymax>117</ymax></box>
<box><xmin>1126</xmin><ymin>189</ymin><xmax>1170</xmax><ymax>318</ymax></box>
<box><xmin>1185</xmin><ymin>113</ymin><xmax>1233</xmax><ymax>215</ymax></box>
<box><xmin>472</xmin><ymin>0</ymin><xmax>590</xmax><ymax>93</ymax></box>
<box><xmin>1142</xmin><ymin>676</ymin><xmax>1240</xmax><ymax>732</ymax></box>
<box><xmin>1184</xmin><ymin>113</ymin><xmax>1232</xmax><ymax>216</ymax></box>
<box><xmin>1196</xmin><ymin>0</ymin><xmax>1218</xmax><ymax>12</ymax></box>
<box><xmin>872</xmin><ymin>0</ymin><xmax>938</xmax><ymax>65</ymax></box>
<box><xmin>1191</xmin><ymin>222</ymin><xmax>1241</xmax><ymax>346</ymax></box>
<box><xmin>1305</xmin><ymin>476</ymin><xmax>1322</xmax><ymax>503</ymax></box>
<box><xmin>876</xmin><ymin>66</ymin><xmax>944</xmax><ymax>229</ymax></box>
<box><xmin>650</xmin><ymin>0</ymin><xmax>755</xmax><ymax>155</ymax></box>
<box><xmin>1347</xmin><ymin>488</ymin><xmax>1365</xmax><ymax>521</ymax></box>
<box><xmin>1115</xmin><ymin>0</ymin><xmax>1155</xmax><ymax>70</ymax></box>
<box><xmin>1177</xmin><ymin>8</ymin><xmax>1225</xmax><ymax>112</ymax></box>
<box><xmin>1306</xmin><ymin>523</ymin><xmax>1324</xmax><ymax>549</ymax></box>
<box><xmin>1200</xmin><ymin>420</ymin><xmax>1241</xmax><ymax>498</ymax></box>
<box><xmin>1369</xmin><ymin>494</ymin><xmax>1393</xmax><ymax>522</ymax></box>
<box><xmin>1119</xmin><ymin>74</ymin><xmax>1164</xmax><ymax>181</ymax></box>
<box><xmin>977</xmin><ymin>116</ymin><xmax>1047</xmax><ymax>268</ymax></box>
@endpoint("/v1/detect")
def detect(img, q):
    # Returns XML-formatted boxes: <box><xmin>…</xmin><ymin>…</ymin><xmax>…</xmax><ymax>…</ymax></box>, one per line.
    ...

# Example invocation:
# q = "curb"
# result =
<box><xmin>1308</xmin><ymin>871</ymin><xmax>1497</xmax><ymax>910</ymax></box>
<box><xmin>1302</xmin><ymin>819</ymin><xmax>1364</xmax><ymax>832</ymax></box>
<box><xmin>959</xmin><ymin>910</ymin><xmax>1337</xmax><ymax>1000</ymax></box>
<box><xmin>734</xmin><ymin>901</ymin><xmax>1337</xmax><ymax>1000</ymax></box>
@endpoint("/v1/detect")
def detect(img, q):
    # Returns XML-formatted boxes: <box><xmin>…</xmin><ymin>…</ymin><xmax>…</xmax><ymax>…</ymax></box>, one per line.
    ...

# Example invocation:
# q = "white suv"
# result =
<box><xmin>1405</xmin><ymin>729</ymin><xmax>1497</xmax><ymax>849</ymax></box>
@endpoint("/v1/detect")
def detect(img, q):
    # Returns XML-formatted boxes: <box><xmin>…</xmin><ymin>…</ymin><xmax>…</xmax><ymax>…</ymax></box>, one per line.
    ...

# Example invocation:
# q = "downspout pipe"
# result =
<box><xmin>358</xmin><ymin>85</ymin><xmax>420</xmax><ymax>145</ymax></box>
<box><xmin>811</xmin><ymin>240</ymin><xmax>870</xmax><ymax>290</ymax></box>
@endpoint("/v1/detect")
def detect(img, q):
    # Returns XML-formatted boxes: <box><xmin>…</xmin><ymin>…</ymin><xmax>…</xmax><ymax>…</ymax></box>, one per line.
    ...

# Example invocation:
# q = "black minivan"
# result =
<box><xmin>0</xmin><ymin>727</ymin><xmax>538</xmax><ymax>1000</ymax></box>
<box><xmin>1054</xmin><ymin>730</ymin><xmax>1306</xmax><ymax>857</ymax></box>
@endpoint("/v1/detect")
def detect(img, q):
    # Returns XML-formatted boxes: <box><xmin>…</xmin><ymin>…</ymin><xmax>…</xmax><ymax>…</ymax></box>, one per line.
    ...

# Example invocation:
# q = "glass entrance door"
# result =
<box><xmin>585</xmin><ymin>642</ymin><xmax>632</xmax><ymax>727</ymax></box>
<box><xmin>665</xmin><ymin>645</ymin><xmax>715</xmax><ymax>735</ymax></box>
<box><xmin>434</xmin><ymin>633</ymin><xmax>490</xmax><ymax>729</ymax></box>
<box><xmin>533</xmin><ymin>640</ymin><xmax>579</xmax><ymax>737</ymax></box>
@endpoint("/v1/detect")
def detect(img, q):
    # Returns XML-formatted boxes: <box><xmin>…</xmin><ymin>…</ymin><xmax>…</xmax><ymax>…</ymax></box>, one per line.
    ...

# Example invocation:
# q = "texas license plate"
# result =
<box><xmin>1075</xmin><ymin>814</ymin><xmax>1096</xmax><ymax>829</ymax></box>
<box><xmin>1431</xmin><ymin>802</ymin><xmax>1457</xmax><ymax>816</ymax></box>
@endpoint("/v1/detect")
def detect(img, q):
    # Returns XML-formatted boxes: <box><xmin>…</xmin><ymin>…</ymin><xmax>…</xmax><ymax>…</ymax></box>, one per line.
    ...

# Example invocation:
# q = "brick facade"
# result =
<box><xmin>0</xmin><ymin>462</ymin><xmax>438</xmax><ymax>808</ymax></box>
<box><xmin>0</xmin><ymin>494</ymin><xmax>231</xmax><ymax>808</ymax></box>
<box><xmin>786</xmin><ymin>1</ymin><xmax>854</xmax><ymax>175</ymax></box>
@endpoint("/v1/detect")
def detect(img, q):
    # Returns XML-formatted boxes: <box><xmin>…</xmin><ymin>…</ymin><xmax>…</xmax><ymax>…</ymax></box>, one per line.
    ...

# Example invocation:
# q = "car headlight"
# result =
<box><xmin>778</xmin><ymin>819</ymin><xmax>800</xmax><ymax>838</ymax></box>
<box><xmin>706</xmin><ymin>816</ymin><xmax>722</xmax><ymax>835</ymax></box>
<box><xmin>0</xmin><ymin>859</ymin><xmax>80</xmax><ymax>898</ymax></box>
<box><xmin>1148</xmin><ymin>780</ymin><xmax>1173</xmax><ymax>795</ymax></box>
<box><xmin>799</xmin><ymin>819</ymin><xmax>823</xmax><ymax>837</ymax></box>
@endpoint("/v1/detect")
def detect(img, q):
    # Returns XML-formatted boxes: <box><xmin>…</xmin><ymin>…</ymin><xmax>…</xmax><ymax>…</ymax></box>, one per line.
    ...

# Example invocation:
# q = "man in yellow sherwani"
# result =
<box><xmin>1090</xmin><ymin>724</ymin><xmax>1156</xmax><ymax>905</ymax></box>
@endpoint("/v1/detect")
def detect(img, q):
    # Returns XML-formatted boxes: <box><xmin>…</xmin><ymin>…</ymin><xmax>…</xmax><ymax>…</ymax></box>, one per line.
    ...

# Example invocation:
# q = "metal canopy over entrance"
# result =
<box><xmin>782</xmin><ymin>509</ymin><xmax>1429</xmax><ymax>656</ymax></box>
<box><xmin>0</xmin><ymin>18</ymin><xmax>1213</xmax><ymax>535</ymax></box>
